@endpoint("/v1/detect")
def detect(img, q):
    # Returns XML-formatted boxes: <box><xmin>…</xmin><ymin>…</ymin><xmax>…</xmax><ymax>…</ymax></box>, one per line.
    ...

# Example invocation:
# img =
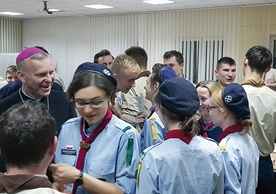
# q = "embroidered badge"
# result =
<box><xmin>61</xmin><ymin>149</ymin><xmax>77</xmax><ymax>156</ymax></box>
<box><xmin>224</xmin><ymin>95</ymin><xmax>232</xmax><ymax>103</ymax></box>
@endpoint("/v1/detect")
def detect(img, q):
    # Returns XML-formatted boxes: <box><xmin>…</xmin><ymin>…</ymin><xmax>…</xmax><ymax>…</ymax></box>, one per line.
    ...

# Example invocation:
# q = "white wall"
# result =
<box><xmin>22</xmin><ymin>5</ymin><xmax>276</xmax><ymax>88</ymax></box>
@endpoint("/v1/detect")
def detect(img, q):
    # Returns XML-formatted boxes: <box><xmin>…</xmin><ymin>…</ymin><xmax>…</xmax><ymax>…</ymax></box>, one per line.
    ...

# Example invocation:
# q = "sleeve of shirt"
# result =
<box><xmin>140</xmin><ymin>117</ymin><xmax>165</xmax><ymax>151</ymax></box>
<box><xmin>136</xmin><ymin>153</ymin><xmax>159</xmax><ymax>194</ymax></box>
<box><xmin>221</xmin><ymin>146</ymin><xmax>241</xmax><ymax>194</ymax></box>
<box><xmin>213</xmin><ymin>162</ymin><xmax>224</xmax><ymax>194</ymax></box>
<box><xmin>115</xmin><ymin>127</ymin><xmax>141</xmax><ymax>194</ymax></box>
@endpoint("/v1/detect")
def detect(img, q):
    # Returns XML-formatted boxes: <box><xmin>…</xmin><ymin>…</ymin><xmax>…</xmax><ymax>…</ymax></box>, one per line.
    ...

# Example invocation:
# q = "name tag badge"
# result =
<box><xmin>61</xmin><ymin>149</ymin><xmax>77</xmax><ymax>156</ymax></box>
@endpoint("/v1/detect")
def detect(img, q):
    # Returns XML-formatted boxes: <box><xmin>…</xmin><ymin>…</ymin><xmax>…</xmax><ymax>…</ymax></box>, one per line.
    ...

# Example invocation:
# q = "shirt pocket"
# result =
<box><xmin>89</xmin><ymin>160</ymin><xmax>116</xmax><ymax>183</ymax></box>
<box><xmin>59</xmin><ymin>155</ymin><xmax>76</xmax><ymax>166</ymax></box>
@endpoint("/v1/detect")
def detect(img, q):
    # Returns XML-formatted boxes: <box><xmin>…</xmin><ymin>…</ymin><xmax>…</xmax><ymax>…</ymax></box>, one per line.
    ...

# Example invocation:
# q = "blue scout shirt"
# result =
<box><xmin>140</xmin><ymin>111</ymin><xmax>166</xmax><ymax>151</ymax></box>
<box><xmin>219</xmin><ymin>132</ymin><xmax>259</xmax><ymax>193</ymax></box>
<box><xmin>136</xmin><ymin>135</ymin><xmax>224</xmax><ymax>194</ymax></box>
<box><xmin>55</xmin><ymin>115</ymin><xmax>141</xmax><ymax>194</ymax></box>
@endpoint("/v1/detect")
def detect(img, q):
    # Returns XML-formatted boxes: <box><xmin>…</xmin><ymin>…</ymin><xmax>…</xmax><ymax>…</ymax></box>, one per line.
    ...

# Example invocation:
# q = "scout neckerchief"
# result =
<box><xmin>73</xmin><ymin>109</ymin><xmax>112</xmax><ymax>193</ymax></box>
<box><xmin>241</xmin><ymin>79</ymin><xmax>265</xmax><ymax>87</ymax></box>
<box><xmin>164</xmin><ymin>129</ymin><xmax>195</xmax><ymax>144</ymax></box>
<box><xmin>218</xmin><ymin>124</ymin><xmax>243</xmax><ymax>143</ymax></box>
<box><xmin>199</xmin><ymin>117</ymin><xmax>214</xmax><ymax>138</ymax></box>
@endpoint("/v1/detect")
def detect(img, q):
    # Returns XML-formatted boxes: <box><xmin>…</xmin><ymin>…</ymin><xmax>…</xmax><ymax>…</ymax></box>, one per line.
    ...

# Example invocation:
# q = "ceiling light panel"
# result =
<box><xmin>0</xmin><ymin>11</ymin><xmax>23</xmax><ymax>16</ymax></box>
<box><xmin>84</xmin><ymin>4</ymin><xmax>113</xmax><ymax>9</ymax></box>
<box><xmin>143</xmin><ymin>0</ymin><xmax>175</xmax><ymax>5</ymax></box>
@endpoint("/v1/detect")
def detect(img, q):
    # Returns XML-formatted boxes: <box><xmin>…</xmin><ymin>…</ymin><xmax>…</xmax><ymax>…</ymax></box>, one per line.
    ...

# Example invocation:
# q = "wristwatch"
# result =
<box><xmin>75</xmin><ymin>170</ymin><xmax>83</xmax><ymax>186</ymax></box>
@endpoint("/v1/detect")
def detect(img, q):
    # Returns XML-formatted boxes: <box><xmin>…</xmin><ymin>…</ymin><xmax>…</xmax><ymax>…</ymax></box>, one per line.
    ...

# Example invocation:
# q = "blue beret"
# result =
<box><xmin>158</xmin><ymin>77</ymin><xmax>199</xmax><ymax>118</ymax></box>
<box><xmin>159</xmin><ymin>66</ymin><xmax>177</xmax><ymax>84</ymax></box>
<box><xmin>74</xmin><ymin>62</ymin><xmax>117</xmax><ymax>86</ymax></box>
<box><xmin>222</xmin><ymin>83</ymin><xmax>250</xmax><ymax>120</ymax></box>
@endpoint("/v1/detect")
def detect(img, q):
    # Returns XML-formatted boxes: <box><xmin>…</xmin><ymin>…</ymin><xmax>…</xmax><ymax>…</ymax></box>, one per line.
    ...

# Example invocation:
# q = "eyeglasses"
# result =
<box><xmin>73</xmin><ymin>95</ymin><xmax>108</xmax><ymax>109</ymax></box>
<box><xmin>207</xmin><ymin>106</ymin><xmax>218</xmax><ymax>112</ymax></box>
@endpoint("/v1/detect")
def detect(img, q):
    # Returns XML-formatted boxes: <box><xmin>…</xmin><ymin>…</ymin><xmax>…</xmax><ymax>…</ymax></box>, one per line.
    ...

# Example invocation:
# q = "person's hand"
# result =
<box><xmin>52</xmin><ymin>182</ymin><xmax>71</xmax><ymax>194</ymax></box>
<box><xmin>136</xmin><ymin>112</ymin><xmax>146</xmax><ymax>129</ymax></box>
<box><xmin>49</xmin><ymin>163</ymin><xmax>79</xmax><ymax>185</ymax></box>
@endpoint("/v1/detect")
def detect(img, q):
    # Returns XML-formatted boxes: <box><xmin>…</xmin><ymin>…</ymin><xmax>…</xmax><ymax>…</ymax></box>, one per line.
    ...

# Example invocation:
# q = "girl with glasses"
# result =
<box><xmin>50</xmin><ymin>62</ymin><xmax>140</xmax><ymax>194</ymax></box>
<box><xmin>196</xmin><ymin>80</ymin><xmax>223</xmax><ymax>142</ymax></box>
<box><xmin>209</xmin><ymin>83</ymin><xmax>259</xmax><ymax>193</ymax></box>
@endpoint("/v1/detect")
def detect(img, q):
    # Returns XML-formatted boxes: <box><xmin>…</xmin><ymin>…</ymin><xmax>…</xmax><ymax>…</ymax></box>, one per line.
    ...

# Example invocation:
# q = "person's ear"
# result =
<box><xmin>264</xmin><ymin>65</ymin><xmax>271</xmax><ymax>73</ymax></box>
<box><xmin>153</xmin><ymin>82</ymin><xmax>160</xmax><ymax>92</ymax></box>
<box><xmin>243</xmin><ymin>58</ymin><xmax>249</xmax><ymax>67</ymax></box>
<box><xmin>113</xmin><ymin>73</ymin><xmax>118</xmax><ymax>79</ymax></box>
<box><xmin>17</xmin><ymin>70</ymin><xmax>26</xmax><ymax>83</ymax></box>
<box><xmin>48</xmin><ymin>136</ymin><xmax>57</xmax><ymax>156</ymax></box>
<box><xmin>214</xmin><ymin>69</ymin><xmax>219</xmax><ymax>77</ymax></box>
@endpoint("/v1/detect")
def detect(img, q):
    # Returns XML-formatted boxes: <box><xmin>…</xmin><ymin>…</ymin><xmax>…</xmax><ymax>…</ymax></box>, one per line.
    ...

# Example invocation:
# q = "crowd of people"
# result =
<box><xmin>0</xmin><ymin>45</ymin><xmax>275</xmax><ymax>194</ymax></box>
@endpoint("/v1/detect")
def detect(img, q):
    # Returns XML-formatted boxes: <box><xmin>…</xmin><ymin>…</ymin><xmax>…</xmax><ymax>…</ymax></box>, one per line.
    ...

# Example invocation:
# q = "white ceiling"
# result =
<box><xmin>1</xmin><ymin>0</ymin><xmax>276</xmax><ymax>19</ymax></box>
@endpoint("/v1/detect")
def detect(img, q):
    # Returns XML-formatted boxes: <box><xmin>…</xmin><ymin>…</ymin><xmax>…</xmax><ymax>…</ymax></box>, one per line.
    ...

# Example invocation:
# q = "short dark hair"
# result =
<box><xmin>67</xmin><ymin>72</ymin><xmax>116</xmax><ymax>101</ymax></box>
<box><xmin>163</xmin><ymin>50</ymin><xmax>184</xmax><ymax>65</ymax></box>
<box><xmin>94</xmin><ymin>49</ymin><xmax>113</xmax><ymax>63</ymax></box>
<box><xmin>216</xmin><ymin>57</ymin><xmax>236</xmax><ymax>70</ymax></box>
<box><xmin>245</xmin><ymin>45</ymin><xmax>272</xmax><ymax>74</ymax></box>
<box><xmin>0</xmin><ymin>101</ymin><xmax>56</xmax><ymax>167</ymax></box>
<box><xmin>150</xmin><ymin>63</ymin><xmax>165</xmax><ymax>86</ymax></box>
<box><xmin>125</xmin><ymin>46</ymin><xmax>148</xmax><ymax>68</ymax></box>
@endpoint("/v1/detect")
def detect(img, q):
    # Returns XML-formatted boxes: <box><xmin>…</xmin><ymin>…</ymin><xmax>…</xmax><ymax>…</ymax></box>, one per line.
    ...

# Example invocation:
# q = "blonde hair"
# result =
<box><xmin>196</xmin><ymin>80</ymin><xmax>221</xmax><ymax>96</ymax></box>
<box><xmin>6</xmin><ymin>65</ymin><xmax>17</xmax><ymax>74</ymax></box>
<box><xmin>211</xmin><ymin>88</ymin><xmax>252</xmax><ymax>133</ymax></box>
<box><xmin>111</xmin><ymin>54</ymin><xmax>140</xmax><ymax>75</ymax></box>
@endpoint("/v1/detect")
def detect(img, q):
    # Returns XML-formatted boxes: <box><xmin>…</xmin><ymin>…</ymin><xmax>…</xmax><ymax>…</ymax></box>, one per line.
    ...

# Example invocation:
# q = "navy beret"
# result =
<box><xmin>159</xmin><ymin>66</ymin><xmax>177</xmax><ymax>84</ymax></box>
<box><xmin>158</xmin><ymin>77</ymin><xmax>199</xmax><ymax>118</ymax></box>
<box><xmin>222</xmin><ymin>83</ymin><xmax>250</xmax><ymax>120</ymax></box>
<box><xmin>74</xmin><ymin>62</ymin><xmax>117</xmax><ymax>86</ymax></box>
